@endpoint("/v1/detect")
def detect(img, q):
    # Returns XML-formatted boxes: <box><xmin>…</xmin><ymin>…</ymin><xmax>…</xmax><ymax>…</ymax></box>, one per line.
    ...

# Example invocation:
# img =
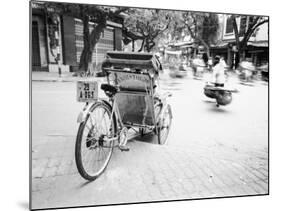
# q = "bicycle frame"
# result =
<box><xmin>103</xmin><ymin>97</ymin><xmax>124</xmax><ymax>143</ymax></box>
<box><xmin>76</xmin><ymin>95</ymin><xmax>127</xmax><ymax>146</ymax></box>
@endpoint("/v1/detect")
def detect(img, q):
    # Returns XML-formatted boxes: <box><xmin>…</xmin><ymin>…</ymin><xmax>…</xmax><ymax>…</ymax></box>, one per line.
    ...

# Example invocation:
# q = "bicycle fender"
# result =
<box><xmin>77</xmin><ymin>111</ymin><xmax>86</xmax><ymax>123</ymax></box>
<box><xmin>77</xmin><ymin>100</ymin><xmax>112</xmax><ymax>124</ymax></box>
<box><xmin>77</xmin><ymin>102</ymin><xmax>94</xmax><ymax>123</ymax></box>
<box><xmin>101</xmin><ymin>99</ymin><xmax>113</xmax><ymax>111</ymax></box>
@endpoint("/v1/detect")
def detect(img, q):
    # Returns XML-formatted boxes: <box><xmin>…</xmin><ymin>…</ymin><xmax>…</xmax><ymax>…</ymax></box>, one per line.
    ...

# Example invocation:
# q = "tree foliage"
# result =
<box><xmin>181</xmin><ymin>12</ymin><xmax>219</xmax><ymax>57</ymax></box>
<box><xmin>123</xmin><ymin>9</ymin><xmax>173</xmax><ymax>52</ymax></box>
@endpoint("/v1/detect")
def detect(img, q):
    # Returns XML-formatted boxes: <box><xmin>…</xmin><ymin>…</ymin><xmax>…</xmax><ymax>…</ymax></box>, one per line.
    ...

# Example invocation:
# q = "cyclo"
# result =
<box><xmin>75</xmin><ymin>51</ymin><xmax>173</xmax><ymax>181</ymax></box>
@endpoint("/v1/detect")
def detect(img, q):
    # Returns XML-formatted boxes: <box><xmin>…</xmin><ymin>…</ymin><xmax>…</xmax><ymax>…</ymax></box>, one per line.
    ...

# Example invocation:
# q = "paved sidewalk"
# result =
<box><xmin>31</xmin><ymin>134</ymin><xmax>268</xmax><ymax>210</ymax></box>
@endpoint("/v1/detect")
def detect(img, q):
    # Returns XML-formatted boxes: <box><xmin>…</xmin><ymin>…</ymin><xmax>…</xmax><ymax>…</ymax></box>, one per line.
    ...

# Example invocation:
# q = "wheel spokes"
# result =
<box><xmin>80</xmin><ymin>106</ymin><xmax>113</xmax><ymax>177</ymax></box>
<box><xmin>159</xmin><ymin>108</ymin><xmax>171</xmax><ymax>144</ymax></box>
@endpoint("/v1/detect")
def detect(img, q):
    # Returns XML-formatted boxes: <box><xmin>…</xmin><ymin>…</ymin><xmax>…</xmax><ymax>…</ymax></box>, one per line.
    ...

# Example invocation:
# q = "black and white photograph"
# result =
<box><xmin>30</xmin><ymin>0</ymin><xmax>269</xmax><ymax>210</ymax></box>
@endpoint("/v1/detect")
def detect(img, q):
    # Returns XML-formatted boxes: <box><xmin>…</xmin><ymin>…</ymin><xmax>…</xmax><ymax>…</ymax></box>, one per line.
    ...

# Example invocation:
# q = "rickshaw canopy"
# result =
<box><xmin>101</xmin><ymin>51</ymin><xmax>162</xmax><ymax>74</ymax></box>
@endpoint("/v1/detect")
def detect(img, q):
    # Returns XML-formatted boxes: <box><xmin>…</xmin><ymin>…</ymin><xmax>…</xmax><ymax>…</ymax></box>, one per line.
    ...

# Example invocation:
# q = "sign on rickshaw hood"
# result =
<box><xmin>113</xmin><ymin>72</ymin><xmax>151</xmax><ymax>88</ymax></box>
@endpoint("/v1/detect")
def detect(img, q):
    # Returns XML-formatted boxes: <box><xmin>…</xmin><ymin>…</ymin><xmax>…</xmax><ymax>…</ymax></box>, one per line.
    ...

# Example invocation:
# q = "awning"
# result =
<box><xmin>211</xmin><ymin>40</ymin><xmax>268</xmax><ymax>49</ymax></box>
<box><xmin>169</xmin><ymin>41</ymin><xmax>194</xmax><ymax>48</ymax></box>
<box><xmin>165</xmin><ymin>50</ymin><xmax>182</xmax><ymax>55</ymax></box>
<box><xmin>247</xmin><ymin>41</ymin><xmax>268</xmax><ymax>47</ymax></box>
<box><xmin>210</xmin><ymin>42</ymin><xmax>229</xmax><ymax>49</ymax></box>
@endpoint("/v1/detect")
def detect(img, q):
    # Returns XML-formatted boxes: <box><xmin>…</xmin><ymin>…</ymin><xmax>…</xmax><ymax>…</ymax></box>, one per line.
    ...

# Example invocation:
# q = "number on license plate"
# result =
<box><xmin>77</xmin><ymin>81</ymin><xmax>98</xmax><ymax>102</ymax></box>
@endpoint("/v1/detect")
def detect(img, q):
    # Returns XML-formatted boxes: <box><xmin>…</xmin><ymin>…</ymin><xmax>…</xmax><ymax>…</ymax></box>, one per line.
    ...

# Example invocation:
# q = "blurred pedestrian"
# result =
<box><xmin>220</xmin><ymin>57</ymin><xmax>228</xmax><ymax>69</ymax></box>
<box><xmin>240</xmin><ymin>59</ymin><xmax>255</xmax><ymax>82</ymax></box>
<box><xmin>202</xmin><ymin>53</ymin><xmax>208</xmax><ymax>66</ymax></box>
<box><xmin>212</xmin><ymin>55</ymin><xmax>226</xmax><ymax>87</ymax></box>
<box><xmin>192</xmin><ymin>55</ymin><xmax>205</xmax><ymax>77</ymax></box>
<box><xmin>207</xmin><ymin>58</ymin><xmax>213</xmax><ymax>71</ymax></box>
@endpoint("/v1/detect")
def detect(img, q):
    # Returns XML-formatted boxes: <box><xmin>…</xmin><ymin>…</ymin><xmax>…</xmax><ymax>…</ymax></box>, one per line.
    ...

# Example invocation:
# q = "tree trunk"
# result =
<box><xmin>145</xmin><ymin>39</ymin><xmax>149</xmax><ymax>52</ymax></box>
<box><xmin>138</xmin><ymin>39</ymin><xmax>145</xmax><ymax>52</ymax></box>
<box><xmin>147</xmin><ymin>40</ymin><xmax>155</xmax><ymax>53</ymax></box>
<box><xmin>79</xmin><ymin>15</ymin><xmax>106</xmax><ymax>72</ymax></box>
<box><xmin>88</xmin><ymin>21</ymin><xmax>106</xmax><ymax>72</ymax></box>
<box><xmin>79</xmin><ymin>15</ymin><xmax>90</xmax><ymax>72</ymax></box>
<box><xmin>231</xmin><ymin>15</ymin><xmax>242</xmax><ymax>68</ymax></box>
<box><xmin>241</xmin><ymin>49</ymin><xmax>246</xmax><ymax>60</ymax></box>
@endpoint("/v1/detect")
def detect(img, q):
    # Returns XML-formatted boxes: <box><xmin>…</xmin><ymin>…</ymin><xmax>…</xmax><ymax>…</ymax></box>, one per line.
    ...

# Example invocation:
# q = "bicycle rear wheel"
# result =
<box><xmin>75</xmin><ymin>102</ymin><xmax>116</xmax><ymax>181</ymax></box>
<box><xmin>157</xmin><ymin>104</ymin><xmax>172</xmax><ymax>145</ymax></box>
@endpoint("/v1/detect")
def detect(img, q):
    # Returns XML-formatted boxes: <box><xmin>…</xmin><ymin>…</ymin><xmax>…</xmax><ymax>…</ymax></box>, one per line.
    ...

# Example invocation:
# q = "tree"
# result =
<box><xmin>76</xmin><ymin>6</ymin><xmax>126</xmax><ymax>72</ymax></box>
<box><xmin>181</xmin><ymin>12</ymin><xmax>219</xmax><ymax>58</ymax></box>
<box><xmin>201</xmin><ymin>14</ymin><xmax>220</xmax><ymax>49</ymax></box>
<box><xmin>230</xmin><ymin>15</ymin><xmax>268</xmax><ymax>61</ymax></box>
<box><xmin>123</xmin><ymin>9</ymin><xmax>172</xmax><ymax>52</ymax></box>
<box><xmin>37</xmin><ymin>2</ymin><xmax>126</xmax><ymax>72</ymax></box>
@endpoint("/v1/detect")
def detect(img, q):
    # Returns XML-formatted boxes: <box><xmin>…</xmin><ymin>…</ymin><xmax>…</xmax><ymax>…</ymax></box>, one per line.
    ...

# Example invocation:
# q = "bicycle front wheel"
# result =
<box><xmin>75</xmin><ymin>102</ymin><xmax>116</xmax><ymax>181</ymax></box>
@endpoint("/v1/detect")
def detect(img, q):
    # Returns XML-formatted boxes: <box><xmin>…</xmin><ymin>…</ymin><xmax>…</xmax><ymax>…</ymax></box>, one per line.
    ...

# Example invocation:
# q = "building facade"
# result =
<box><xmin>31</xmin><ymin>4</ymin><xmax>124</xmax><ymax>73</ymax></box>
<box><xmin>210</xmin><ymin>14</ymin><xmax>269</xmax><ymax>69</ymax></box>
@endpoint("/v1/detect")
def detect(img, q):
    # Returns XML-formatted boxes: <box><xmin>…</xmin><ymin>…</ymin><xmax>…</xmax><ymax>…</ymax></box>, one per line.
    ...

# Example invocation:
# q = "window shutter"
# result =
<box><xmin>114</xmin><ymin>28</ymin><xmax>122</xmax><ymax>50</ymax></box>
<box><xmin>62</xmin><ymin>15</ymin><xmax>77</xmax><ymax>66</ymax></box>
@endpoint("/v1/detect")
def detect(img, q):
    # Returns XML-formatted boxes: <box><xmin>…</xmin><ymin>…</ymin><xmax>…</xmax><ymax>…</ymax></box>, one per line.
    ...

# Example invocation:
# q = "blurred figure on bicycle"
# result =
<box><xmin>239</xmin><ymin>58</ymin><xmax>255</xmax><ymax>82</ymax></box>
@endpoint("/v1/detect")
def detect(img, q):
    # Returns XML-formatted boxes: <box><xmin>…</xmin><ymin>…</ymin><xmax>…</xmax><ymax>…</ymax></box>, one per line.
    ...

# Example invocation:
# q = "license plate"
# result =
<box><xmin>77</xmin><ymin>81</ymin><xmax>98</xmax><ymax>102</ymax></box>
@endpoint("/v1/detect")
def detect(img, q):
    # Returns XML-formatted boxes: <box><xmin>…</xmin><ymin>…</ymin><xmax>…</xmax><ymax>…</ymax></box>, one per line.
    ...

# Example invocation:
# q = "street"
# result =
<box><xmin>31</xmin><ymin>71</ymin><xmax>268</xmax><ymax>209</ymax></box>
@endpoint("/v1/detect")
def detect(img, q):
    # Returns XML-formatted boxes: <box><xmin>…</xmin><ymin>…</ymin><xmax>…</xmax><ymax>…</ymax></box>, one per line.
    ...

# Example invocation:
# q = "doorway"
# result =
<box><xmin>32</xmin><ymin>21</ymin><xmax>41</xmax><ymax>68</ymax></box>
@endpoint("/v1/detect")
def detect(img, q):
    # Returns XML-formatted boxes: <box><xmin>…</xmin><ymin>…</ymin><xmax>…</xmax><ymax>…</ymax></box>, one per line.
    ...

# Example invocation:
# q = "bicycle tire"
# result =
<box><xmin>157</xmin><ymin>104</ymin><xmax>172</xmax><ymax>145</ymax></box>
<box><xmin>75</xmin><ymin>101</ymin><xmax>116</xmax><ymax>181</ymax></box>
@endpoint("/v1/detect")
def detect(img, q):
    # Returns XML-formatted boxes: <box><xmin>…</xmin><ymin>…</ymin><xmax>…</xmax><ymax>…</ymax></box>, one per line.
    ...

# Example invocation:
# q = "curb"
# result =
<box><xmin>32</xmin><ymin>79</ymin><xmax>76</xmax><ymax>82</ymax></box>
<box><xmin>32</xmin><ymin>77</ymin><xmax>105</xmax><ymax>83</ymax></box>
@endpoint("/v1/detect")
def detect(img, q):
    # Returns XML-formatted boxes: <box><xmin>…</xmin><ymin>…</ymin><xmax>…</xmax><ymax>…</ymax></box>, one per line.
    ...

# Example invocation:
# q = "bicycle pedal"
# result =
<box><xmin>118</xmin><ymin>146</ymin><xmax>130</xmax><ymax>152</ymax></box>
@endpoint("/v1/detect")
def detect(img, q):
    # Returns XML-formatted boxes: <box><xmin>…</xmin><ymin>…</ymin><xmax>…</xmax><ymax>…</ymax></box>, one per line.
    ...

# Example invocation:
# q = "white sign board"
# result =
<box><xmin>76</xmin><ymin>81</ymin><xmax>98</xmax><ymax>102</ymax></box>
<box><xmin>110</xmin><ymin>72</ymin><xmax>151</xmax><ymax>91</ymax></box>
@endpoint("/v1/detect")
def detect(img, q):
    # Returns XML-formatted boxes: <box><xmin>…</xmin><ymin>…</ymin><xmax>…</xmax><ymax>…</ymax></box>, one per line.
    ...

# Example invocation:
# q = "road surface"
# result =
<box><xmin>31</xmin><ymin>71</ymin><xmax>268</xmax><ymax>209</ymax></box>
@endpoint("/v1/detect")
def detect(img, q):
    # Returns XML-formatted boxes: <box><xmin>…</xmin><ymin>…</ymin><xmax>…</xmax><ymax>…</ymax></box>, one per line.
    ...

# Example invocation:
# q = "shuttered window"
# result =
<box><xmin>225</xmin><ymin>16</ymin><xmax>234</xmax><ymax>34</ymax></box>
<box><xmin>62</xmin><ymin>15</ymin><xmax>77</xmax><ymax>66</ymax></box>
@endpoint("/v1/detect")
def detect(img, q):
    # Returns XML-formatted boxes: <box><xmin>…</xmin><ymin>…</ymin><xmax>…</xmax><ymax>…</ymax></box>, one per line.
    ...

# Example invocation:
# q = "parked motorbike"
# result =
<box><xmin>204</xmin><ymin>82</ymin><xmax>238</xmax><ymax>107</ymax></box>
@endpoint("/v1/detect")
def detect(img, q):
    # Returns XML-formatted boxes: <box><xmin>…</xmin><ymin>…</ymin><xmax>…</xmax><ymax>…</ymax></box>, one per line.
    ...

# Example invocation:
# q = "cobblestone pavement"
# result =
<box><xmin>31</xmin><ymin>133</ymin><xmax>268</xmax><ymax>210</ymax></box>
<box><xmin>31</xmin><ymin>71</ymin><xmax>268</xmax><ymax>210</ymax></box>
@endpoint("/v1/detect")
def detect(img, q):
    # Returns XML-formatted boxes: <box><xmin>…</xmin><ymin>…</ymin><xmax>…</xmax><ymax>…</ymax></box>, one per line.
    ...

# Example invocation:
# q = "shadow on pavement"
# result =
<box><xmin>208</xmin><ymin>106</ymin><xmax>232</xmax><ymax>113</ymax></box>
<box><xmin>132</xmin><ymin>132</ymin><xmax>158</xmax><ymax>145</ymax></box>
<box><xmin>203</xmin><ymin>99</ymin><xmax>232</xmax><ymax>113</ymax></box>
<box><xmin>203</xmin><ymin>100</ymin><xmax>216</xmax><ymax>104</ymax></box>
<box><xmin>77</xmin><ymin>180</ymin><xmax>94</xmax><ymax>189</ymax></box>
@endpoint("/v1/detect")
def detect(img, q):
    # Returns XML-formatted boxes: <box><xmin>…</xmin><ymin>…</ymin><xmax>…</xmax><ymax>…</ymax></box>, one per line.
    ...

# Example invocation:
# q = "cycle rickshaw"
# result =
<box><xmin>75</xmin><ymin>51</ymin><xmax>173</xmax><ymax>181</ymax></box>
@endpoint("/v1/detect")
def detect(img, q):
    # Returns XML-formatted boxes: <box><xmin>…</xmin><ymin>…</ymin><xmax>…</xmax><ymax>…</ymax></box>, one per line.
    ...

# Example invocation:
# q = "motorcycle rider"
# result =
<box><xmin>212</xmin><ymin>55</ymin><xmax>226</xmax><ymax>87</ymax></box>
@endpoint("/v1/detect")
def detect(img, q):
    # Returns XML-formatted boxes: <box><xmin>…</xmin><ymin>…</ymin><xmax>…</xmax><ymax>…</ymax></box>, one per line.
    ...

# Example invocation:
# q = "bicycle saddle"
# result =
<box><xmin>101</xmin><ymin>84</ymin><xmax>118</xmax><ymax>96</ymax></box>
